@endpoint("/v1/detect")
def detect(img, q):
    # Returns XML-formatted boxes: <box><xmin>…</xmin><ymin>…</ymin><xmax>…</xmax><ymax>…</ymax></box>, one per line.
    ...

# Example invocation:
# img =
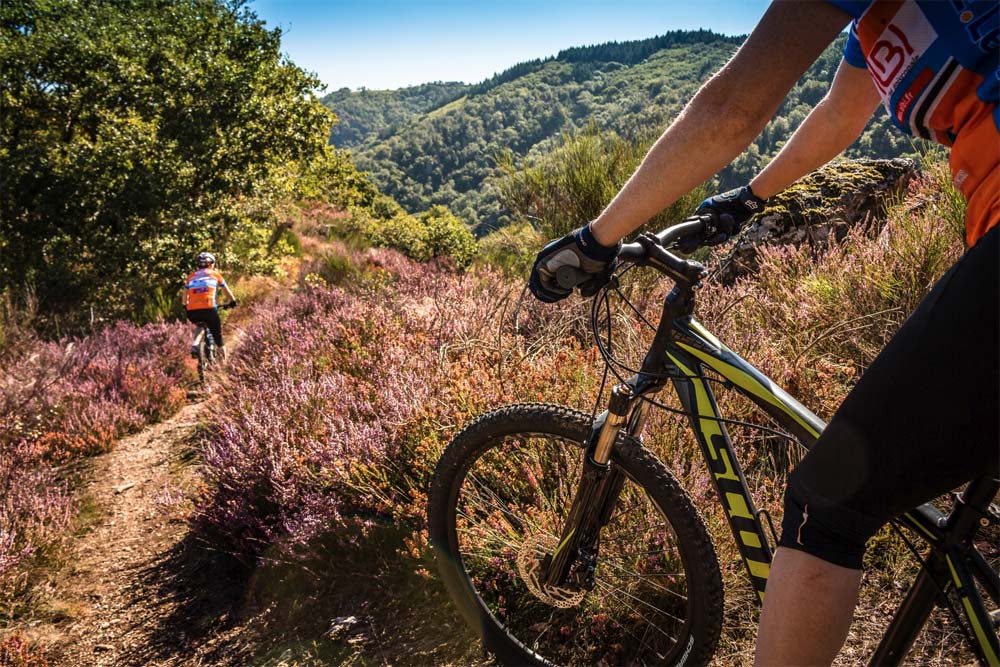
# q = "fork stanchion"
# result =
<box><xmin>591</xmin><ymin>384</ymin><xmax>632</xmax><ymax>466</ymax></box>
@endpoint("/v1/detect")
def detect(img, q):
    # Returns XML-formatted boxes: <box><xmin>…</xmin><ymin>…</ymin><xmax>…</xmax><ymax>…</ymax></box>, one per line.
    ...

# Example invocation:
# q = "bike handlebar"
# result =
<box><xmin>220</xmin><ymin>302</ymin><xmax>237</xmax><ymax>310</ymax></box>
<box><xmin>554</xmin><ymin>216</ymin><xmax>708</xmax><ymax>291</ymax></box>
<box><xmin>619</xmin><ymin>216</ymin><xmax>706</xmax><ymax>260</ymax></box>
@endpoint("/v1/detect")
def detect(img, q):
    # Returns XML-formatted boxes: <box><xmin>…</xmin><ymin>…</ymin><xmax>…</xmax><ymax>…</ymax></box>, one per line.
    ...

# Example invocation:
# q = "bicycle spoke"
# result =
<box><xmin>598</xmin><ymin>559</ymin><xmax>688</xmax><ymax>601</ymax></box>
<box><xmin>464</xmin><ymin>473</ymin><xmax>533</xmax><ymax>528</ymax></box>
<box><xmin>594</xmin><ymin>580</ymin><xmax>680</xmax><ymax>647</ymax></box>
<box><xmin>593</xmin><ymin>579</ymin><xmax>686</xmax><ymax>635</ymax></box>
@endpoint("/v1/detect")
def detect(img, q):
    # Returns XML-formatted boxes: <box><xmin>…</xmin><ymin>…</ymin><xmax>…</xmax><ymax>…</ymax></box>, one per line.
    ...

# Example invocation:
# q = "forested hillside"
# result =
<box><xmin>324</xmin><ymin>82</ymin><xmax>470</xmax><ymax>146</ymax></box>
<box><xmin>325</xmin><ymin>31</ymin><xmax>913</xmax><ymax>232</ymax></box>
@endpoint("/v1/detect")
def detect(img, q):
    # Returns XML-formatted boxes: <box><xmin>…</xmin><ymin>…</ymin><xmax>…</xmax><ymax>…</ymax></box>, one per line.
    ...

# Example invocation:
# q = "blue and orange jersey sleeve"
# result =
<box><xmin>822</xmin><ymin>1</ymin><xmax>872</xmax><ymax>68</ymax></box>
<box><xmin>824</xmin><ymin>0</ymin><xmax>870</xmax><ymax>15</ymax></box>
<box><xmin>842</xmin><ymin>23</ymin><xmax>868</xmax><ymax>68</ymax></box>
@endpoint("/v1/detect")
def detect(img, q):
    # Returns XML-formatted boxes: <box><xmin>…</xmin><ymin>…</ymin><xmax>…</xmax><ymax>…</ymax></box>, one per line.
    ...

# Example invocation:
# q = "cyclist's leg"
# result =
<box><xmin>204</xmin><ymin>308</ymin><xmax>224</xmax><ymax>356</ymax></box>
<box><xmin>756</xmin><ymin>225</ymin><xmax>1000</xmax><ymax>666</ymax></box>
<box><xmin>186</xmin><ymin>309</ymin><xmax>208</xmax><ymax>357</ymax></box>
<box><xmin>756</xmin><ymin>549</ymin><xmax>861</xmax><ymax>666</ymax></box>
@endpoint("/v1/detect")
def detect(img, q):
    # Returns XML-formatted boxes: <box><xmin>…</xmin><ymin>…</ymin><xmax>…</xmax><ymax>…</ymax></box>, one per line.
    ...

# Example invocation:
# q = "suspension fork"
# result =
<box><xmin>543</xmin><ymin>384</ymin><xmax>634</xmax><ymax>587</ymax></box>
<box><xmin>591</xmin><ymin>398</ymin><xmax>654</xmax><ymax>528</ymax></box>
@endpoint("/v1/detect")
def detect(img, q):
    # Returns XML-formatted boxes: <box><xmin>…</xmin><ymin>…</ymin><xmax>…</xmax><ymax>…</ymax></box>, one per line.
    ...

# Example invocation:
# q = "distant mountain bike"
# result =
<box><xmin>190</xmin><ymin>302</ymin><xmax>235</xmax><ymax>386</ymax></box>
<box><xmin>428</xmin><ymin>218</ymin><xmax>999</xmax><ymax>666</ymax></box>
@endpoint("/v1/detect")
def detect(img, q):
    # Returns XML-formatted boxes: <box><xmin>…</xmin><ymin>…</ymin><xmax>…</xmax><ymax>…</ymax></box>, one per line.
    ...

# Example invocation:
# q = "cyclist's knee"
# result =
<box><xmin>777</xmin><ymin>470</ymin><xmax>885</xmax><ymax>570</ymax></box>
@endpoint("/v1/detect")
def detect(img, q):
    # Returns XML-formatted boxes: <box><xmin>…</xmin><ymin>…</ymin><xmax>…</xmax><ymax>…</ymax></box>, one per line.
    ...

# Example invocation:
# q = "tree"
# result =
<box><xmin>0</xmin><ymin>0</ymin><xmax>333</xmax><ymax>328</ymax></box>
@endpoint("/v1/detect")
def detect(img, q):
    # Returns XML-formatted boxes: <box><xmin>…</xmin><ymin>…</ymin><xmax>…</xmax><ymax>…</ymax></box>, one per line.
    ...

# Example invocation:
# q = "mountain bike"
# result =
<box><xmin>428</xmin><ymin>218</ymin><xmax>1000</xmax><ymax>666</ymax></box>
<box><xmin>190</xmin><ymin>302</ymin><xmax>235</xmax><ymax>386</ymax></box>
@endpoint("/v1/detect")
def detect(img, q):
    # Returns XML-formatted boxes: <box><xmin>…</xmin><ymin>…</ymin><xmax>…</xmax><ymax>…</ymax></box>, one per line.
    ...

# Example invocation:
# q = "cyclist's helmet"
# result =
<box><xmin>196</xmin><ymin>252</ymin><xmax>216</xmax><ymax>268</ymax></box>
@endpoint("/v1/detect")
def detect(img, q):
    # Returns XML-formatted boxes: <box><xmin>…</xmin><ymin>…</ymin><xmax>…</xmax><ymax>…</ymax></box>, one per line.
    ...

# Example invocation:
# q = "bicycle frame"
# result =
<box><xmin>549</xmin><ymin>279</ymin><xmax>999</xmax><ymax>665</ymax></box>
<box><xmin>665</xmin><ymin>316</ymin><xmax>999</xmax><ymax>667</ymax></box>
<box><xmin>662</xmin><ymin>316</ymin><xmax>813</xmax><ymax>603</ymax></box>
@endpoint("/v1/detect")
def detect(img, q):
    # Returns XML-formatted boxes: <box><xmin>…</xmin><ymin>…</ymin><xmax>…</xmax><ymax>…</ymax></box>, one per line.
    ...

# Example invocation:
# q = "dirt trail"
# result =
<box><xmin>20</xmin><ymin>350</ymin><xmax>257</xmax><ymax>666</ymax></box>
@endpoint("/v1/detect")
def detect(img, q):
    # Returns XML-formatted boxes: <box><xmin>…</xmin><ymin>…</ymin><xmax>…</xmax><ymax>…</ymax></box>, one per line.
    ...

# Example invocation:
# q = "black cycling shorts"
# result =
<box><xmin>778</xmin><ymin>224</ymin><xmax>999</xmax><ymax>569</ymax></box>
<box><xmin>186</xmin><ymin>307</ymin><xmax>224</xmax><ymax>348</ymax></box>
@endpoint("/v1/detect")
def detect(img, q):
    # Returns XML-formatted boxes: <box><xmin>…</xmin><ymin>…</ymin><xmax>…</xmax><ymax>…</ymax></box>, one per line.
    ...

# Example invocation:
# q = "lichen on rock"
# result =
<box><xmin>717</xmin><ymin>158</ymin><xmax>918</xmax><ymax>283</ymax></box>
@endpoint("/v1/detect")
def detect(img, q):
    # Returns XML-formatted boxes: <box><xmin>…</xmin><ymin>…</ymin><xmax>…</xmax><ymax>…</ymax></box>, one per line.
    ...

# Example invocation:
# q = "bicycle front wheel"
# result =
<box><xmin>429</xmin><ymin>403</ymin><xmax>723</xmax><ymax>666</ymax></box>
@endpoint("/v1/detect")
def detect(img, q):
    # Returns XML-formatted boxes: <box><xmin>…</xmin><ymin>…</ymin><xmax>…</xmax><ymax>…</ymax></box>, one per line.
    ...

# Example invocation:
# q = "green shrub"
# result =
<box><xmin>497</xmin><ymin>123</ymin><xmax>712</xmax><ymax>241</ymax></box>
<box><xmin>381</xmin><ymin>214</ymin><xmax>429</xmax><ymax>260</ymax></box>
<box><xmin>419</xmin><ymin>205</ymin><xmax>478</xmax><ymax>267</ymax></box>
<box><xmin>316</xmin><ymin>248</ymin><xmax>359</xmax><ymax>285</ymax></box>
<box><xmin>226</xmin><ymin>219</ymin><xmax>289</xmax><ymax>277</ymax></box>
<box><xmin>476</xmin><ymin>221</ymin><xmax>544</xmax><ymax>277</ymax></box>
<box><xmin>329</xmin><ymin>205</ymin><xmax>477</xmax><ymax>267</ymax></box>
<box><xmin>137</xmin><ymin>287</ymin><xmax>176</xmax><ymax>324</ymax></box>
<box><xmin>279</xmin><ymin>228</ymin><xmax>304</xmax><ymax>258</ymax></box>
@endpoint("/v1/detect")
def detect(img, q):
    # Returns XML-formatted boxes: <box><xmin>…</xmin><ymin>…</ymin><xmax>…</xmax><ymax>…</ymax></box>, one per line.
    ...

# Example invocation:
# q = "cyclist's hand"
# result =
<box><xmin>692</xmin><ymin>185</ymin><xmax>767</xmax><ymax>248</ymax></box>
<box><xmin>529</xmin><ymin>224</ymin><xmax>620</xmax><ymax>303</ymax></box>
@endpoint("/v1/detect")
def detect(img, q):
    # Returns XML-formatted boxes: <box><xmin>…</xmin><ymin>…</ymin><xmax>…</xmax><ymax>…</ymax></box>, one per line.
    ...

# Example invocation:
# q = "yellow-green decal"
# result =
<box><xmin>667</xmin><ymin>353</ymin><xmax>721</xmax><ymax>460</ymax></box>
<box><xmin>552</xmin><ymin>528</ymin><xmax>575</xmax><ymax>561</ymax></box>
<box><xmin>902</xmin><ymin>511</ymin><xmax>938</xmax><ymax>542</ymax></box>
<box><xmin>669</xmin><ymin>350</ymin><xmax>772</xmax><ymax>598</ymax></box>
<box><xmin>677</xmin><ymin>343</ymin><xmax>821</xmax><ymax>439</ymax></box>
<box><xmin>946</xmin><ymin>554</ymin><xmax>1000</xmax><ymax>666</ymax></box>
<box><xmin>689</xmin><ymin>318</ymin><xmax>723</xmax><ymax>350</ymax></box>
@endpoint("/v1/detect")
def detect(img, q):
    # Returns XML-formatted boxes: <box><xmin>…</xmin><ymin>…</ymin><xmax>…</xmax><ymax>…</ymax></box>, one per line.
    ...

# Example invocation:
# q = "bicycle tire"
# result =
<box><xmin>429</xmin><ymin>403</ymin><xmax>723</xmax><ymax>666</ymax></box>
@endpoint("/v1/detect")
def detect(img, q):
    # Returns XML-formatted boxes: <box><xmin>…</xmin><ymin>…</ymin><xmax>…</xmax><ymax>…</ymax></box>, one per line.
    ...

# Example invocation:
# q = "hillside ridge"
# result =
<box><xmin>323</xmin><ymin>32</ymin><xmax>913</xmax><ymax>232</ymax></box>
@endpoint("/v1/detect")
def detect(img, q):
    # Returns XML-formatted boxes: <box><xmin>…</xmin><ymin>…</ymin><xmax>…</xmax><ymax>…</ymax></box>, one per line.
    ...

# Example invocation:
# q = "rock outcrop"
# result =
<box><xmin>717</xmin><ymin>158</ymin><xmax>919</xmax><ymax>284</ymax></box>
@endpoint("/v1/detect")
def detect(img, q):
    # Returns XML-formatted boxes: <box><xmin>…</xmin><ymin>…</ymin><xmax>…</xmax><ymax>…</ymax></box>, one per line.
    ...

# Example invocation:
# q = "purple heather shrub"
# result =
<box><xmin>0</xmin><ymin>438</ymin><xmax>73</xmax><ymax>591</ymax></box>
<box><xmin>1</xmin><ymin>320</ymin><xmax>193</xmax><ymax>460</ymax></box>
<box><xmin>193</xmin><ymin>245</ymin><xmax>600</xmax><ymax>559</ymax></box>
<box><xmin>0</xmin><ymin>319</ymin><xmax>195</xmax><ymax>592</ymax></box>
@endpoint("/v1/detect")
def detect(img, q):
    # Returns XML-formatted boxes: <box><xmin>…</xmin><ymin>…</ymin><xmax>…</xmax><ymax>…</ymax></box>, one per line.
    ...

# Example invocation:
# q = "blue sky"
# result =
<box><xmin>251</xmin><ymin>0</ymin><xmax>772</xmax><ymax>91</ymax></box>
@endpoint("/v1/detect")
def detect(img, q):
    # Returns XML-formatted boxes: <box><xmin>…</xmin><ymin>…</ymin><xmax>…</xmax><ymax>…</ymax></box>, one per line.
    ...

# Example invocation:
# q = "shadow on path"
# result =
<box><xmin>115</xmin><ymin>531</ymin><xmax>255</xmax><ymax>667</ymax></box>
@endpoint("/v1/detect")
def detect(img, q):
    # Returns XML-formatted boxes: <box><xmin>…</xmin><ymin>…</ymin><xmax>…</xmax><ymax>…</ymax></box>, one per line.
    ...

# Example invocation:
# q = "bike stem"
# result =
<box><xmin>544</xmin><ymin>384</ymin><xmax>632</xmax><ymax>588</ymax></box>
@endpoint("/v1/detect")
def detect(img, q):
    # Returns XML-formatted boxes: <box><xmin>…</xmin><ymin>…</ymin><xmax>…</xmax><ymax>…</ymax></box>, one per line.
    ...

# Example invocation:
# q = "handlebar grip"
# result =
<box><xmin>656</xmin><ymin>217</ymin><xmax>707</xmax><ymax>247</ymax></box>
<box><xmin>555</xmin><ymin>265</ymin><xmax>591</xmax><ymax>289</ymax></box>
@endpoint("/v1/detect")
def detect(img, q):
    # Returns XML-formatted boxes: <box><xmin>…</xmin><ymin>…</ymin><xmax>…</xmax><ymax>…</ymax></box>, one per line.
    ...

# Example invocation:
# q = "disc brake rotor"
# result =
<box><xmin>517</xmin><ymin>533</ymin><xmax>587</xmax><ymax>608</ymax></box>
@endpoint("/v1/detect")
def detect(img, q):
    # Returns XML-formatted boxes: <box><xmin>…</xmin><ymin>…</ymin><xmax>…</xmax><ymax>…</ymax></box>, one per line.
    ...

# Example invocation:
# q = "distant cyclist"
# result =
<box><xmin>183</xmin><ymin>252</ymin><xmax>236</xmax><ymax>359</ymax></box>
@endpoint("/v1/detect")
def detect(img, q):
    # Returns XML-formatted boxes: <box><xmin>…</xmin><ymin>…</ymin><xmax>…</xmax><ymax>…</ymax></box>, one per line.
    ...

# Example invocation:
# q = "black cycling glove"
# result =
<box><xmin>529</xmin><ymin>223</ymin><xmax>620</xmax><ymax>303</ymax></box>
<box><xmin>694</xmin><ymin>185</ymin><xmax>767</xmax><ymax>248</ymax></box>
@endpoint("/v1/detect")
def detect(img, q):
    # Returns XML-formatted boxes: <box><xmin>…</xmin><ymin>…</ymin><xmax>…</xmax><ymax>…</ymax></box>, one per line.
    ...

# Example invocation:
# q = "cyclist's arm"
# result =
<box><xmin>182</xmin><ymin>283</ymin><xmax>189</xmax><ymax>307</ymax></box>
<box><xmin>220</xmin><ymin>283</ymin><xmax>236</xmax><ymax>304</ymax></box>
<box><xmin>749</xmin><ymin>59</ymin><xmax>881</xmax><ymax>199</ymax></box>
<box><xmin>590</xmin><ymin>1</ymin><xmax>852</xmax><ymax>246</ymax></box>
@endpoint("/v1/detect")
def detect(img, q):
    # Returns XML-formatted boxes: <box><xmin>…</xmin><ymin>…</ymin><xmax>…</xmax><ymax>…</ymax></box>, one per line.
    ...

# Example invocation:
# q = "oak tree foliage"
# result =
<box><xmin>1</xmin><ymin>0</ymin><xmax>333</xmax><ymax>328</ymax></box>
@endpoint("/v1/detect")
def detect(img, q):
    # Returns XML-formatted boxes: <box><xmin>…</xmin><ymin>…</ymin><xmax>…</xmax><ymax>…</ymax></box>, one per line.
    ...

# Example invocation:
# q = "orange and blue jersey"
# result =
<box><xmin>829</xmin><ymin>0</ymin><xmax>999</xmax><ymax>246</ymax></box>
<box><xmin>185</xmin><ymin>268</ymin><xmax>227</xmax><ymax>311</ymax></box>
